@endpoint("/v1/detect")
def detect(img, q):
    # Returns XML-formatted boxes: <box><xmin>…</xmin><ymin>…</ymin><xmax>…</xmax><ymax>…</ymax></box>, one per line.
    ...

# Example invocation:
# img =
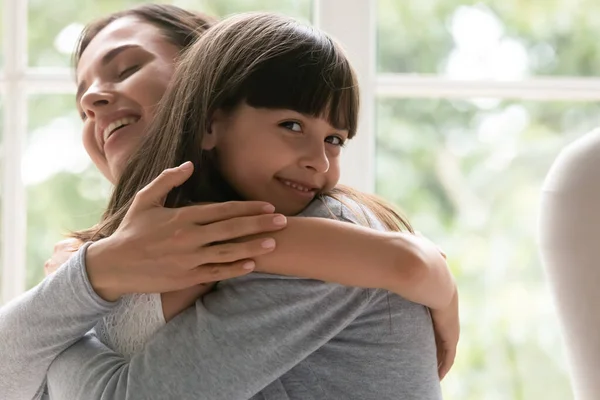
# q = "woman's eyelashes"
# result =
<box><xmin>117</xmin><ymin>65</ymin><xmax>140</xmax><ymax>80</ymax></box>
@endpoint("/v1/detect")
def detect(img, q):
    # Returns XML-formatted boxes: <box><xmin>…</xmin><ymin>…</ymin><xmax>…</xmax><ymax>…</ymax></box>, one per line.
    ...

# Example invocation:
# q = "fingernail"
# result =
<box><xmin>262</xmin><ymin>204</ymin><xmax>276</xmax><ymax>213</ymax></box>
<box><xmin>273</xmin><ymin>215</ymin><xmax>287</xmax><ymax>226</ymax></box>
<box><xmin>242</xmin><ymin>261</ymin><xmax>255</xmax><ymax>270</ymax></box>
<box><xmin>179</xmin><ymin>161</ymin><xmax>193</xmax><ymax>171</ymax></box>
<box><xmin>261</xmin><ymin>238</ymin><xmax>276</xmax><ymax>249</ymax></box>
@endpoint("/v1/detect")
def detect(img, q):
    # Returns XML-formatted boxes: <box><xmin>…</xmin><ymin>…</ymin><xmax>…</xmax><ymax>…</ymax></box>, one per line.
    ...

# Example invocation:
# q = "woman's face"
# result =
<box><xmin>76</xmin><ymin>16</ymin><xmax>181</xmax><ymax>183</ymax></box>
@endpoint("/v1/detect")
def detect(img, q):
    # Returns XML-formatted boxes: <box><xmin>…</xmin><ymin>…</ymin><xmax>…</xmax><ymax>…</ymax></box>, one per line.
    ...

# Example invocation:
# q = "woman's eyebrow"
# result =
<box><xmin>76</xmin><ymin>44</ymin><xmax>142</xmax><ymax>102</ymax></box>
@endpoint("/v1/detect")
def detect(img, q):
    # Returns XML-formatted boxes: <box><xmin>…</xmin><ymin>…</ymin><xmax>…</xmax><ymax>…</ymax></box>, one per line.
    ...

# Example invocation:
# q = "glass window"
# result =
<box><xmin>25</xmin><ymin>94</ymin><xmax>111</xmax><ymax>288</ymax></box>
<box><xmin>28</xmin><ymin>0</ymin><xmax>169</xmax><ymax>67</ymax></box>
<box><xmin>191</xmin><ymin>0</ymin><xmax>311</xmax><ymax>21</ymax></box>
<box><xmin>27</xmin><ymin>0</ymin><xmax>311</xmax><ymax>68</ymax></box>
<box><xmin>377</xmin><ymin>0</ymin><xmax>600</xmax><ymax>77</ymax></box>
<box><xmin>375</xmin><ymin>98</ymin><xmax>600</xmax><ymax>399</ymax></box>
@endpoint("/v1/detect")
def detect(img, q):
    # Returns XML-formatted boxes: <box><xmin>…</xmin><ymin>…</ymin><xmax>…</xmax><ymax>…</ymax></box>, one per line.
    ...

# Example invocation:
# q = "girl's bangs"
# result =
<box><xmin>223</xmin><ymin>38</ymin><xmax>359</xmax><ymax>136</ymax></box>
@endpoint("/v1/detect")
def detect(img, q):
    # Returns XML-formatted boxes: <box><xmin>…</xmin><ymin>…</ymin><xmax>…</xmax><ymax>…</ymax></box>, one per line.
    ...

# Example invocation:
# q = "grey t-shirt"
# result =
<box><xmin>0</xmin><ymin>197</ymin><xmax>441</xmax><ymax>400</ymax></box>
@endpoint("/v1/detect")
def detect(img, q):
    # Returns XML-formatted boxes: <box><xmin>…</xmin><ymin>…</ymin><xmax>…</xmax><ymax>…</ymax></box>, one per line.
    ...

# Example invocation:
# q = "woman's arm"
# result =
<box><xmin>46</xmin><ymin>274</ymin><xmax>375</xmax><ymax>400</ymax></box>
<box><xmin>43</xmin><ymin>196</ymin><xmax>446</xmax><ymax>399</ymax></box>
<box><xmin>0</xmin><ymin>243</ymin><xmax>118</xmax><ymax>400</ymax></box>
<box><xmin>0</xmin><ymin>168</ymin><xmax>284</xmax><ymax>400</ymax></box>
<box><xmin>253</xmin><ymin>216</ymin><xmax>454</xmax><ymax>309</ymax></box>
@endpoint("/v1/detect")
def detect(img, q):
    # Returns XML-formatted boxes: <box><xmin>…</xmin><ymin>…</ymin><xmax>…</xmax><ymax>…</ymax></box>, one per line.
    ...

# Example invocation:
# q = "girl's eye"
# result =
<box><xmin>118</xmin><ymin>65</ymin><xmax>140</xmax><ymax>79</ymax></box>
<box><xmin>280</xmin><ymin>121</ymin><xmax>302</xmax><ymax>132</ymax></box>
<box><xmin>326</xmin><ymin>135</ymin><xmax>346</xmax><ymax>147</ymax></box>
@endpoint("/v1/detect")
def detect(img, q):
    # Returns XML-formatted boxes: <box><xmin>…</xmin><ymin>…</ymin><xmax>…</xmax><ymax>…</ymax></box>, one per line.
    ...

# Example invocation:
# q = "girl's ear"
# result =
<box><xmin>201</xmin><ymin>127</ymin><xmax>217</xmax><ymax>150</ymax></box>
<box><xmin>202</xmin><ymin>110</ymin><xmax>225</xmax><ymax>150</ymax></box>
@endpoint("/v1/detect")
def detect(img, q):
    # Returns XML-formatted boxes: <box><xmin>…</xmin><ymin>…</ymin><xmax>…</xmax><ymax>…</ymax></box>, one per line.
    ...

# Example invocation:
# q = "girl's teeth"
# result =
<box><xmin>282</xmin><ymin>180</ymin><xmax>311</xmax><ymax>192</ymax></box>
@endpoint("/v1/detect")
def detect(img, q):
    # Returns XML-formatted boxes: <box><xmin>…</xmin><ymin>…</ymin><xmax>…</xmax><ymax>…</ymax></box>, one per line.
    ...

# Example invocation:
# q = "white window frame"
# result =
<box><xmin>3</xmin><ymin>0</ymin><xmax>600</xmax><ymax>303</ymax></box>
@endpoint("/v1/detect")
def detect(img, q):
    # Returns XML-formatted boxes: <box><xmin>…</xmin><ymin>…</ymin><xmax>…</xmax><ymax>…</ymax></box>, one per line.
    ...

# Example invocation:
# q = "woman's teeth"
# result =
<box><xmin>103</xmin><ymin>117</ymin><xmax>139</xmax><ymax>142</ymax></box>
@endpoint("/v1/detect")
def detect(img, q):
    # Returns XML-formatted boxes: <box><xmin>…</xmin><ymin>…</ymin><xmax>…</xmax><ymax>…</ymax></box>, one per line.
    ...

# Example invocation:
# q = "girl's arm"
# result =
<box><xmin>252</xmin><ymin>216</ymin><xmax>454</xmax><ymax>310</ymax></box>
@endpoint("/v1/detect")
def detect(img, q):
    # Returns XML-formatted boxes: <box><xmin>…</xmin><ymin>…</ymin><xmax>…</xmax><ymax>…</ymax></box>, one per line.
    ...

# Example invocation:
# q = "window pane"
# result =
<box><xmin>28</xmin><ymin>0</ymin><xmax>170</xmax><ymax>68</ymax></box>
<box><xmin>25</xmin><ymin>94</ymin><xmax>110</xmax><ymax>289</ymax></box>
<box><xmin>378</xmin><ymin>0</ymin><xmax>600</xmax><ymax>77</ymax></box>
<box><xmin>375</xmin><ymin>98</ymin><xmax>600</xmax><ymax>399</ymax></box>
<box><xmin>28</xmin><ymin>0</ymin><xmax>311</xmax><ymax>68</ymax></box>
<box><xmin>190</xmin><ymin>0</ymin><xmax>311</xmax><ymax>21</ymax></box>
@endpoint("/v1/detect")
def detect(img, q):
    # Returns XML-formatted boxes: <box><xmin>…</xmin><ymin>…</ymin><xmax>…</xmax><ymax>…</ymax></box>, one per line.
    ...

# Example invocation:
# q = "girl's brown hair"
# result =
<box><xmin>74</xmin><ymin>12</ymin><xmax>412</xmax><ymax>242</ymax></box>
<box><xmin>73</xmin><ymin>3</ymin><xmax>217</xmax><ymax>68</ymax></box>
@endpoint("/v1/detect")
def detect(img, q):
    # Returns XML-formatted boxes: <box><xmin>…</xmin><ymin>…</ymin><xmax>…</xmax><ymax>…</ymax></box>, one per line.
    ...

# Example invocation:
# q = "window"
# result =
<box><xmin>373</xmin><ymin>1</ymin><xmax>600</xmax><ymax>398</ymax></box>
<box><xmin>376</xmin><ymin>98</ymin><xmax>594</xmax><ymax>399</ymax></box>
<box><xmin>27</xmin><ymin>0</ymin><xmax>312</xmax><ymax>68</ymax></box>
<box><xmin>377</xmin><ymin>0</ymin><xmax>600</xmax><ymax>77</ymax></box>
<box><xmin>1</xmin><ymin>0</ymin><xmax>594</xmax><ymax>398</ymax></box>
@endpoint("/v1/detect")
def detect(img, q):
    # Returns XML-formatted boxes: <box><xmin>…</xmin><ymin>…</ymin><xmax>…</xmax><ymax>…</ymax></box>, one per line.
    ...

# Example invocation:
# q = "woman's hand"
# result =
<box><xmin>44</xmin><ymin>238</ymin><xmax>82</xmax><ymax>276</ymax></box>
<box><xmin>415</xmin><ymin>233</ymin><xmax>459</xmax><ymax>379</ymax></box>
<box><xmin>408</xmin><ymin>233</ymin><xmax>459</xmax><ymax>379</ymax></box>
<box><xmin>85</xmin><ymin>162</ymin><xmax>287</xmax><ymax>301</ymax></box>
<box><xmin>431</xmin><ymin>288</ymin><xmax>459</xmax><ymax>380</ymax></box>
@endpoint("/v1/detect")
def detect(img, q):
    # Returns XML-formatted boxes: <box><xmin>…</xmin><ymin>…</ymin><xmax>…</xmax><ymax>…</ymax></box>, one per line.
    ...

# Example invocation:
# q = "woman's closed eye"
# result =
<box><xmin>118</xmin><ymin>65</ymin><xmax>140</xmax><ymax>80</ymax></box>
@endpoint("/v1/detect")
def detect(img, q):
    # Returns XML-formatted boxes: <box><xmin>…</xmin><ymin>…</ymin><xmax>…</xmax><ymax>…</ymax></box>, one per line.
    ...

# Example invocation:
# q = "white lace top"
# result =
<box><xmin>95</xmin><ymin>293</ymin><xmax>166</xmax><ymax>360</ymax></box>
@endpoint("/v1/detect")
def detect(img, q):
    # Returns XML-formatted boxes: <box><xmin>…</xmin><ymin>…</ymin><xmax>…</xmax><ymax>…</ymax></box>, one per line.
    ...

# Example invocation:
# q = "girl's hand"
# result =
<box><xmin>161</xmin><ymin>283</ymin><xmax>216</xmax><ymax>322</ymax></box>
<box><xmin>85</xmin><ymin>162</ymin><xmax>287</xmax><ymax>301</ymax></box>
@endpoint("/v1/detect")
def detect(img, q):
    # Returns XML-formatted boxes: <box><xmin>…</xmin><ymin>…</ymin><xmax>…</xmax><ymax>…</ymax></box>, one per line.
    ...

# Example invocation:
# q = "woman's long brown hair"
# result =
<box><xmin>73</xmin><ymin>12</ymin><xmax>412</xmax><ymax>243</ymax></box>
<box><xmin>73</xmin><ymin>4</ymin><xmax>217</xmax><ymax>66</ymax></box>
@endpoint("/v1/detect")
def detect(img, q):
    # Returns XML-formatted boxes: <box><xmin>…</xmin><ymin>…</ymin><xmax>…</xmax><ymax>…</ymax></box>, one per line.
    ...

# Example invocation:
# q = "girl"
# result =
<box><xmin>44</xmin><ymin>12</ymin><xmax>455</xmax><ymax>400</ymax></box>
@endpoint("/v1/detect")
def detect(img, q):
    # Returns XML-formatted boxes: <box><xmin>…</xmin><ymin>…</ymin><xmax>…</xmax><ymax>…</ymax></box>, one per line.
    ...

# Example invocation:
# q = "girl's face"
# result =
<box><xmin>76</xmin><ymin>17</ymin><xmax>181</xmax><ymax>183</ymax></box>
<box><xmin>205</xmin><ymin>103</ymin><xmax>348</xmax><ymax>215</ymax></box>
